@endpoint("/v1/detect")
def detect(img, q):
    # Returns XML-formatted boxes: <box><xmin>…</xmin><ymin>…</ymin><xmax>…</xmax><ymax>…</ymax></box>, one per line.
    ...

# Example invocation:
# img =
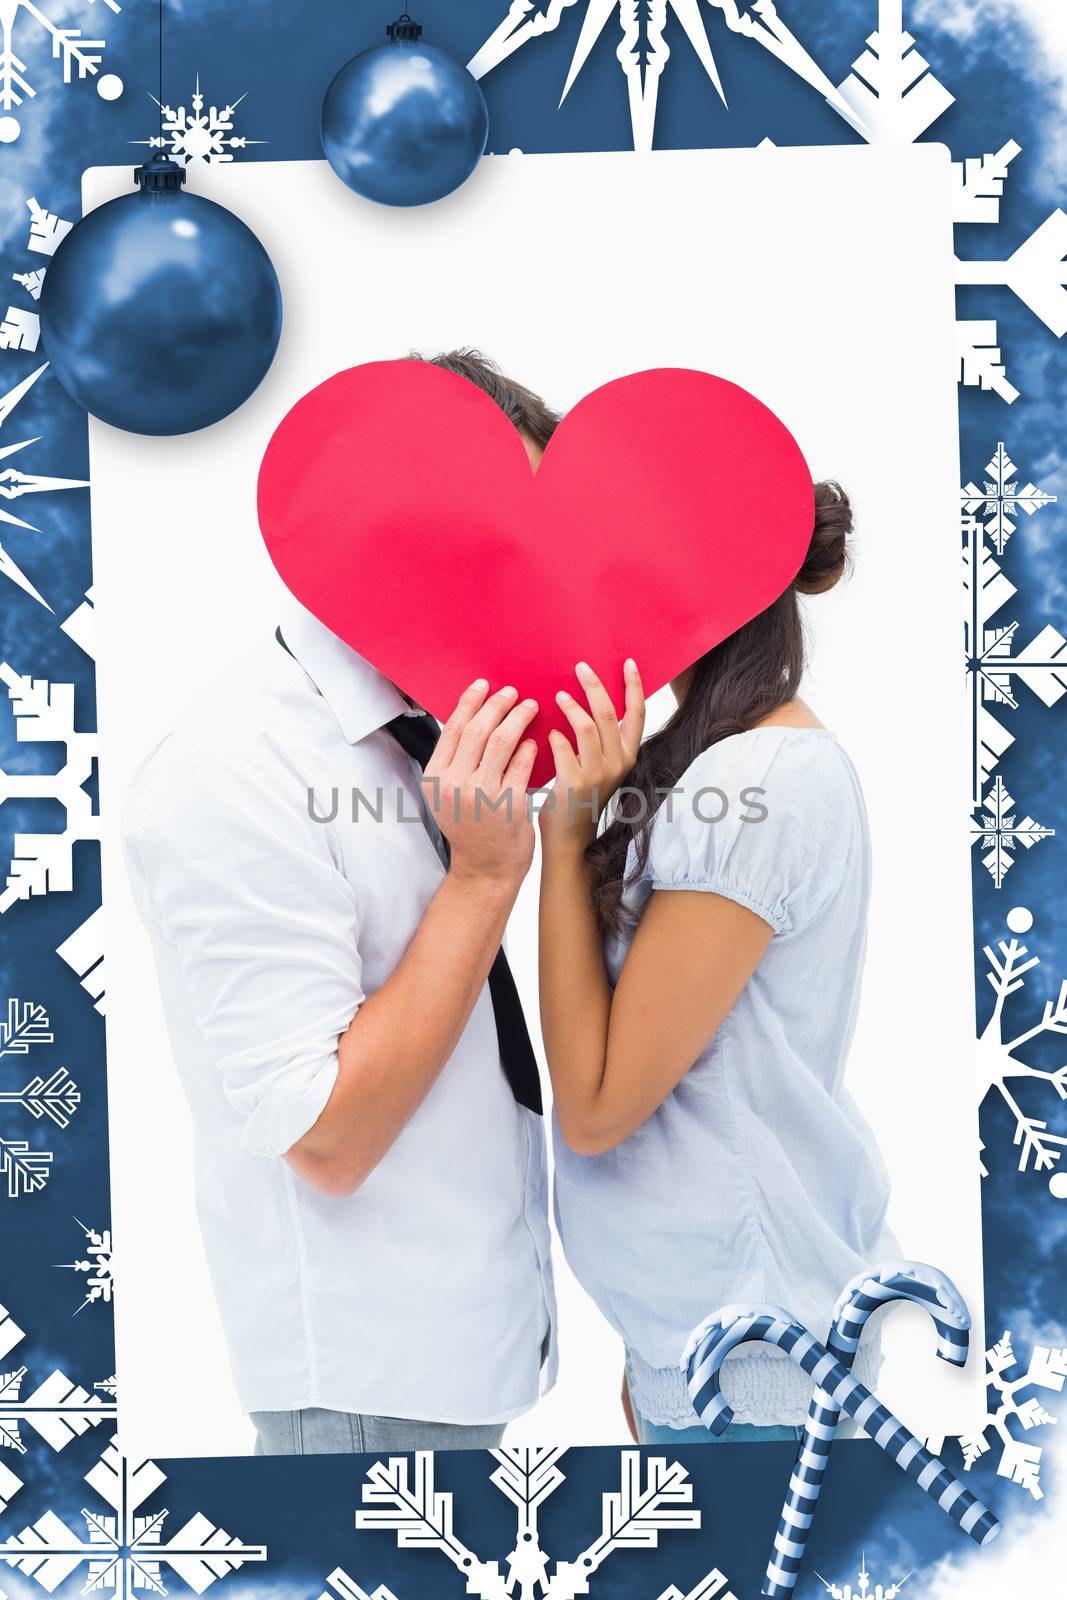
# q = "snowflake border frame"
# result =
<box><xmin>0</xmin><ymin>0</ymin><xmax>1065</xmax><ymax>1597</ymax></box>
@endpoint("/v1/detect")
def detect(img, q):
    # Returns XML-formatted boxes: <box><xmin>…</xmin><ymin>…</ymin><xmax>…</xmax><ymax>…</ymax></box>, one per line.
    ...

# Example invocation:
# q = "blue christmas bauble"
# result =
<box><xmin>321</xmin><ymin>14</ymin><xmax>488</xmax><ymax>207</ymax></box>
<box><xmin>40</xmin><ymin>157</ymin><xmax>282</xmax><ymax>437</ymax></box>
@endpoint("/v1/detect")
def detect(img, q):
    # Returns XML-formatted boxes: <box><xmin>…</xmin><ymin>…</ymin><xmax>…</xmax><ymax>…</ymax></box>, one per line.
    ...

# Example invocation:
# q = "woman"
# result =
<box><xmin>540</xmin><ymin>482</ymin><xmax>898</xmax><ymax>1444</ymax></box>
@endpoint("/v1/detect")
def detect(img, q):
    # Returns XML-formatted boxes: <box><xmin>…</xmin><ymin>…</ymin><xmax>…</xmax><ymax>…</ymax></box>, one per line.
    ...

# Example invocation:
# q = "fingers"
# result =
<box><xmin>620</xmin><ymin>658</ymin><xmax>646</xmax><ymax>754</ymax></box>
<box><xmin>429</xmin><ymin>678</ymin><xmax>490</xmax><ymax>771</ymax></box>
<box><xmin>548</xmin><ymin>726</ymin><xmax>580</xmax><ymax>783</ymax></box>
<box><xmin>427</xmin><ymin>661</ymin><xmax>642</xmax><ymax>787</ymax></box>
<box><xmin>575</xmin><ymin>660</ymin><xmax>624</xmax><ymax>760</ymax></box>
<box><xmin>452</xmin><ymin>684</ymin><xmax>521</xmax><ymax>775</ymax></box>
<box><xmin>560</xmin><ymin>659</ymin><xmax>644</xmax><ymax>764</ymax></box>
<box><xmin>476</xmin><ymin>697</ymin><xmax>539</xmax><ymax>786</ymax></box>
<box><xmin>555</xmin><ymin>687</ymin><xmax>601</xmax><ymax>768</ymax></box>
<box><xmin>501</xmin><ymin>736</ymin><xmax>538</xmax><ymax>793</ymax></box>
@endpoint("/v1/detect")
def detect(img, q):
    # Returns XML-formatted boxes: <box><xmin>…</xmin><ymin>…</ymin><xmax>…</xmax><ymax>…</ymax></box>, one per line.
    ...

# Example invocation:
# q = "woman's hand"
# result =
<box><xmin>540</xmin><ymin>659</ymin><xmax>645</xmax><ymax>851</ymax></box>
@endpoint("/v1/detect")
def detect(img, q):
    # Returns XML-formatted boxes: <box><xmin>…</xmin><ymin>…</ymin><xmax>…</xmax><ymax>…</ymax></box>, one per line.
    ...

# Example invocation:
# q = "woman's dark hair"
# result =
<box><xmin>410</xmin><ymin>347</ymin><xmax>561</xmax><ymax>448</ymax></box>
<box><xmin>587</xmin><ymin>480</ymin><xmax>853</xmax><ymax>936</ymax></box>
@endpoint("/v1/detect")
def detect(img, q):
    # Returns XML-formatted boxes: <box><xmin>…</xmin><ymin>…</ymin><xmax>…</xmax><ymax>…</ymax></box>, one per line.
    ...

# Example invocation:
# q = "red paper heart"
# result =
<box><xmin>258</xmin><ymin>361</ymin><xmax>814</xmax><ymax>787</ymax></box>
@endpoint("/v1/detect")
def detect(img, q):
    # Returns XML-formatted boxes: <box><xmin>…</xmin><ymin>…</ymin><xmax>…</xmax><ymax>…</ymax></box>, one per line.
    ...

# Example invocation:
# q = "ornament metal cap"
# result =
<box><xmin>133</xmin><ymin>153</ymin><xmax>187</xmax><ymax>193</ymax></box>
<box><xmin>386</xmin><ymin>11</ymin><xmax>422</xmax><ymax>41</ymax></box>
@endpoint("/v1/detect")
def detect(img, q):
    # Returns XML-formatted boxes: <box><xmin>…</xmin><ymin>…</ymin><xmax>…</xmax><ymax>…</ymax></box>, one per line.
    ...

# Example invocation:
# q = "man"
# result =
<box><xmin>123</xmin><ymin>351</ymin><xmax>559</xmax><ymax>1455</ymax></box>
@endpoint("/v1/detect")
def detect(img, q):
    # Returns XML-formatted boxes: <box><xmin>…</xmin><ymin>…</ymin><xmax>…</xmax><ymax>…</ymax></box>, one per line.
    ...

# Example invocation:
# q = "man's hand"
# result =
<box><xmin>423</xmin><ymin>680</ymin><xmax>539</xmax><ymax>886</ymax></box>
<box><xmin>288</xmin><ymin>680</ymin><xmax>538</xmax><ymax>1199</ymax></box>
<box><xmin>286</xmin><ymin>680</ymin><xmax>540</xmax><ymax>1200</ymax></box>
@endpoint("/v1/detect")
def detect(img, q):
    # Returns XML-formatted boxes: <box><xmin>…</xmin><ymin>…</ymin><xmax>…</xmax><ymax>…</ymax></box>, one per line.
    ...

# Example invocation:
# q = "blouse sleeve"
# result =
<box><xmin>644</xmin><ymin>734</ymin><xmax>851</xmax><ymax>936</ymax></box>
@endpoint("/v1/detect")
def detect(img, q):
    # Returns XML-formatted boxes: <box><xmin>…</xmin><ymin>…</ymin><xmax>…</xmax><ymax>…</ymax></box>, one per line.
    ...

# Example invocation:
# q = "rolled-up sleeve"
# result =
<box><xmin>123</xmin><ymin>746</ymin><xmax>363</xmax><ymax>1158</ymax></box>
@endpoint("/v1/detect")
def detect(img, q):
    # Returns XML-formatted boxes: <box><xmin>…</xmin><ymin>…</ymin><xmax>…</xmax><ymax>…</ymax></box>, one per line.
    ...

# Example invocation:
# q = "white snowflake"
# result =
<box><xmin>971</xmin><ymin>775</ymin><xmax>1054</xmax><ymax>889</ymax></box>
<box><xmin>658</xmin><ymin>1577</ymin><xmax>737</xmax><ymax>1600</ymax></box>
<box><xmin>815</xmin><ymin>1554</ymin><xmax>912</xmax><ymax>1600</ymax></box>
<box><xmin>1</xmin><ymin>197</ymin><xmax>73</xmax><ymax>352</ymax></box>
<box><xmin>0</xmin><ymin>203</ymin><xmax>85</xmax><ymax>614</ymax></box>
<box><xmin>56</xmin><ymin>1216</ymin><xmax>115</xmax><ymax>1314</ymax></box>
<box><xmin>0</xmin><ymin>998</ymin><xmax>79</xmax><ymax>1198</ymax></box>
<box><xmin>0</xmin><ymin>0</ymin><xmax>123</xmax><ymax>145</ymax></box>
<box><xmin>0</xmin><ymin>1064</ymin><xmax>79</xmax><ymax>1128</ymax></box>
<box><xmin>0</xmin><ymin>997</ymin><xmax>52</xmax><ymax>1056</ymax></box>
<box><xmin>0</xmin><ymin>364</ymin><xmax>89</xmax><ymax>612</ymax></box>
<box><xmin>59</xmin><ymin>583</ymin><xmax>95</xmax><ymax>658</ymax></box>
<box><xmin>0</xmin><ymin>997</ymin><xmax>79</xmax><ymax>1130</ymax></box>
<box><xmin>956</xmin><ymin>200</ymin><xmax>1067</xmax><ymax>345</ymax></box>
<box><xmin>350</xmin><ymin>1446</ymin><xmax>735</xmax><ymax>1600</ymax></box>
<box><xmin>946</xmin><ymin>89</ymin><xmax>1067</xmax><ymax>376</ymax></box>
<box><xmin>133</xmin><ymin>73</ymin><xmax>264</xmax><ymax>165</ymax></box>
<box><xmin>0</xmin><ymin>305</ymin><xmax>38</xmax><ymax>350</ymax></box>
<box><xmin>0</xmin><ymin>1135</ymin><xmax>50</xmax><ymax>1197</ymax></box>
<box><xmin>953</xmin><ymin>138</ymin><xmax>1020</xmax><ymax>226</ymax></box>
<box><xmin>952</xmin><ymin>125</ymin><xmax>1067</xmax><ymax>389</ymax></box>
<box><xmin>56</xmin><ymin>902</ymin><xmax>107</xmax><ymax>1012</ymax></box>
<box><xmin>833</xmin><ymin>0</ymin><xmax>953</xmax><ymax>144</ymax></box>
<box><xmin>0</xmin><ymin>1435</ymin><xmax>267</xmax><ymax>1595</ymax></box>
<box><xmin>12</xmin><ymin>266</ymin><xmax>45</xmax><ymax>301</ymax></box>
<box><xmin>963</xmin><ymin>442</ymin><xmax>1058</xmax><ymax>557</ymax></box>
<box><xmin>2</xmin><ymin>197</ymin><xmax>88</xmax><ymax>612</ymax></box>
<box><xmin>0</xmin><ymin>1297</ymin><xmax>115</xmax><ymax>1516</ymax></box>
<box><xmin>0</xmin><ymin>659</ymin><xmax>100</xmax><ymax>913</ymax></box>
<box><xmin>318</xmin><ymin>1576</ymin><xmax>398</xmax><ymax>1600</ymax></box>
<box><xmin>469</xmin><ymin>1</ymin><xmax>864</xmax><ymax>153</ymax></box>
<box><xmin>953</xmin><ymin>141</ymin><xmax>1023</xmax><ymax>403</ymax></box>
<box><xmin>956</xmin><ymin>320</ymin><xmax>1017</xmax><ymax>407</ymax></box>
<box><xmin>978</xmin><ymin>910</ymin><xmax>1067</xmax><ymax>1186</ymax></box>
<box><xmin>939</xmin><ymin>1332</ymin><xmax>1066</xmax><ymax>1500</ymax></box>
<box><xmin>0</xmin><ymin>1003</ymin><xmax>60</xmax><ymax>1200</ymax></box>
<box><xmin>962</xmin><ymin>473</ymin><xmax>1066</xmax><ymax>812</ymax></box>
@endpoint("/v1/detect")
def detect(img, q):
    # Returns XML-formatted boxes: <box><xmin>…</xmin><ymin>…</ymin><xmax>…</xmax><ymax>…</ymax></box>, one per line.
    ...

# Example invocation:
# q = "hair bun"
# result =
<box><xmin>795</xmin><ymin>479</ymin><xmax>851</xmax><ymax>595</ymax></box>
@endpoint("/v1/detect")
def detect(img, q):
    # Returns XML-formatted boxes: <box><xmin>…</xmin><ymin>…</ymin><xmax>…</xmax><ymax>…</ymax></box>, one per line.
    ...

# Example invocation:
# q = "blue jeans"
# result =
<box><xmin>250</xmin><ymin>1406</ymin><xmax>506</xmax><ymax>1455</ymax></box>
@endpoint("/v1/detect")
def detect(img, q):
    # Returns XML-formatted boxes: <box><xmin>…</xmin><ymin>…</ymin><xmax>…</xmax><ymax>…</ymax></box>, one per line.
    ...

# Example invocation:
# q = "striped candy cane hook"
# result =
<box><xmin>683</xmin><ymin>1306</ymin><xmax>999</xmax><ymax>1552</ymax></box>
<box><xmin>764</xmin><ymin>1263</ymin><xmax>971</xmax><ymax>1597</ymax></box>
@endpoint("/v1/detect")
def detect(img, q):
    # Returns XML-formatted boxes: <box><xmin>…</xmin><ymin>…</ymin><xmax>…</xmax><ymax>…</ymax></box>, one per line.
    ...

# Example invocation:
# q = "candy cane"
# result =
<box><xmin>683</xmin><ymin>1306</ymin><xmax>999</xmax><ymax>1550</ymax></box>
<box><xmin>763</xmin><ymin>1264</ymin><xmax>972</xmax><ymax>1596</ymax></box>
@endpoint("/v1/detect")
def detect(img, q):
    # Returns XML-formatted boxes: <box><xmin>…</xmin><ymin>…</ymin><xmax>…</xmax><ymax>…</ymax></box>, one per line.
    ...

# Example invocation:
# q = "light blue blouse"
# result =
<box><xmin>553</xmin><ymin>727</ymin><xmax>898</xmax><ymax>1427</ymax></box>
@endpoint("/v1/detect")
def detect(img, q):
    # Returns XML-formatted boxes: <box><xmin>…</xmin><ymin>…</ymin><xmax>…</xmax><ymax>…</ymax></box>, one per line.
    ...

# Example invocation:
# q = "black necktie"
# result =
<box><xmin>387</xmin><ymin>710</ymin><xmax>543</xmax><ymax>1116</ymax></box>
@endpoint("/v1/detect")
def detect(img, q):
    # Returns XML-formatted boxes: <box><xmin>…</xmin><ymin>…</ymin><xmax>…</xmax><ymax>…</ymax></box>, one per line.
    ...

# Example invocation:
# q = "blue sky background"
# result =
<box><xmin>0</xmin><ymin>2</ymin><xmax>1064</xmax><ymax>1595</ymax></box>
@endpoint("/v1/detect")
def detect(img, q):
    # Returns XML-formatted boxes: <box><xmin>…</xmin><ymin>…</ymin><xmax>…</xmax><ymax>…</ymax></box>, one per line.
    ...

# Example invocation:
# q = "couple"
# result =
<box><xmin>122</xmin><ymin>349</ymin><xmax>896</xmax><ymax>1457</ymax></box>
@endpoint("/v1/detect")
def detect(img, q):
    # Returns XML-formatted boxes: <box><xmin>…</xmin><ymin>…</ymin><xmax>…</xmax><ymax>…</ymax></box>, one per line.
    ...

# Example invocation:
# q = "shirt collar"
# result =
<box><xmin>277</xmin><ymin>595</ymin><xmax>413</xmax><ymax>745</ymax></box>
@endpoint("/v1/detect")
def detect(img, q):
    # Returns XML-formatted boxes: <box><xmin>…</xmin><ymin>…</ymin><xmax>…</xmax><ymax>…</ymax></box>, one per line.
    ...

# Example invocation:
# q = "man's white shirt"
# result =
<box><xmin>122</xmin><ymin>598</ymin><xmax>557</xmax><ymax>1424</ymax></box>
